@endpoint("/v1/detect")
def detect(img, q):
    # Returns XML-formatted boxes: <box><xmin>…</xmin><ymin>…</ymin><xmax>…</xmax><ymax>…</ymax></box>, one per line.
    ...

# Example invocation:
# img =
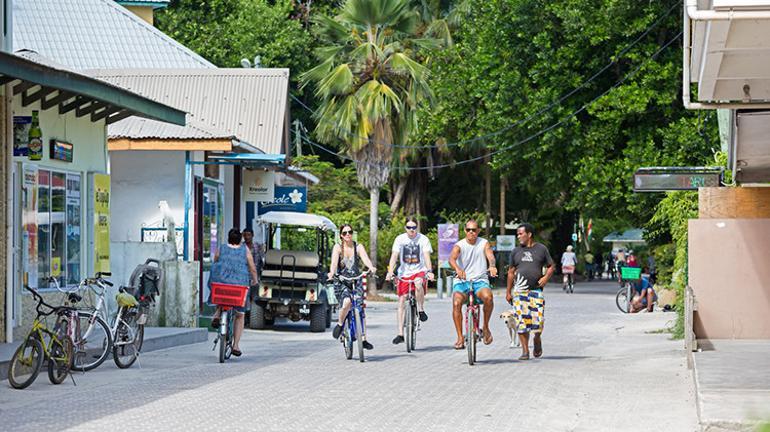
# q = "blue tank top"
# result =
<box><xmin>212</xmin><ymin>244</ymin><xmax>250</xmax><ymax>286</ymax></box>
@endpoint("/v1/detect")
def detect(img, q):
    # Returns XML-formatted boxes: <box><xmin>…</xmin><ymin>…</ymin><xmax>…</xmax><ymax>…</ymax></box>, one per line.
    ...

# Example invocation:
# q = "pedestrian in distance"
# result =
<box><xmin>210</xmin><ymin>228</ymin><xmax>258</xmax><ymax>357</ymax></box>
<box><xmin>584</xmin><ymin>250</ymin><xmax>595</xmax><ymax>281</ymax></box>
<box><xmin>385</xmin><ymin>216</ymin><xmax>434</xmax><ymax>345</ymax></box>
<box><xmin>561</xmin><ymin>245</ymin><xmax>577</xmax><ymax>290</ymax></box>
<box><xmin>242</xmin><ymin>227</ymin><xmax>265</xmax><ymax>278</ymax></box>
<box><xmin>328</xmin><ymin>224</ymin><xmax>376</xmax><ymax>350</ymax></box>
<box><xmin>506</xmin><ymin>223</ymin><xmax>555</xmax><ymax>360</ymax></box>
<box><xmin>448</xmin><ymin>219</ymin><xmax>498</xmax><ymax>349</ymax></box>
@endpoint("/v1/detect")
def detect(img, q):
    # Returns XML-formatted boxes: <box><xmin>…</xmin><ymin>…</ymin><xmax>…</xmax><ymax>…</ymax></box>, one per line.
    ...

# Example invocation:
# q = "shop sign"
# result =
<box><xmin>50</xmin><ymin>139</ymin><xmax>74</xmax><ymax>162</ymax></box>
<box><xmin>22</xmin><ymin>165</ymin><xmax>39</xmax><ymax>286</ymax></box>
<box><xmin>257</xmin><ymin>186</ymin><xmax>307</xmax><ymax>215</ymax></box>
<box><xmin>243</xmin><ymin>169</ymin><xmax>275</xmax><ymax>202</ymax></box>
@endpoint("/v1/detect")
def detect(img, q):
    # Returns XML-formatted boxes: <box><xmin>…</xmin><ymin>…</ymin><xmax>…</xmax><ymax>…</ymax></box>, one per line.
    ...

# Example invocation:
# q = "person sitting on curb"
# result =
<box><xmin>631</xmin><ymin>268</ymin><xmax>656</xmax><ymax>313</ymax></box>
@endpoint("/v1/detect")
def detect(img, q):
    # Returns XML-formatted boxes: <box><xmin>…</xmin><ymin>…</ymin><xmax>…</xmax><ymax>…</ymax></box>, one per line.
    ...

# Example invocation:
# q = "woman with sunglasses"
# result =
<box><xmin>328</xmin><ymin>224</ymin><xmax>376</xmax><ymax>349</ymax></box>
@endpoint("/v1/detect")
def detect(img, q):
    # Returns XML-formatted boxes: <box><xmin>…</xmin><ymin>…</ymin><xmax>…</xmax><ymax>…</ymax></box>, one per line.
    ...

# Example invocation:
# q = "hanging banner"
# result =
<box><xmin>243</xmin><ymin>169</ymin><xmax>275</xmax><ymax>202</ymax></box>
<box><xmin>22</xmin><ymin>165</ymin><xmax>39</xmax><ymax>287</ymax></box>
<box><xmin>258</xmin><ymin>186</ymin><xmax>307</xmax><ymax>215</ymax></box>
<box><xmin>438</xmin><ymin>224</ymin><xmax>459</xmax><ymax>269</ymax></box>
<box><xmin>92</xmin><ymin>173</ymin><xmax>111</xmax><ymax>273</ymax></box>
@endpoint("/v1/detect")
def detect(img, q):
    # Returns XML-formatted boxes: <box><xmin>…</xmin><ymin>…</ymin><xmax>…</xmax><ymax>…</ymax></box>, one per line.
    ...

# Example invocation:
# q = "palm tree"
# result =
<box><xmin>301</xmin><ymin>0</ymin><xmax>434</xmax><ymax>271</ymax></box>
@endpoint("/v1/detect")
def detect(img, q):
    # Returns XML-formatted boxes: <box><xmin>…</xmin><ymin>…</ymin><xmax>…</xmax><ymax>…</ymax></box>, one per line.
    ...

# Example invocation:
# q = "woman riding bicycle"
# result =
<box><xmin>327</xmin><ymin>224</ymin><xmax>375</xmax><ymax>350</ymax></box>
<box><xmin>210</xmin><ymin>228</ymin><xmax>258</xmax><ymax>357</ymax></box>
<box><xmin>561</xmin><ymin>245</ymin><xmax>577</xmax><ymax>291</ymax></box>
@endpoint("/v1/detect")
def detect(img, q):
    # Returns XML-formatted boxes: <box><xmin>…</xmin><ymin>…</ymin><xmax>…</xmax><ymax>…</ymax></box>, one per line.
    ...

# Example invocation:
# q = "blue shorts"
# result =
<box><xmin>452</xmin><ymin>280</ymin><xmax>491</xmax><ymax>299</ymax></box>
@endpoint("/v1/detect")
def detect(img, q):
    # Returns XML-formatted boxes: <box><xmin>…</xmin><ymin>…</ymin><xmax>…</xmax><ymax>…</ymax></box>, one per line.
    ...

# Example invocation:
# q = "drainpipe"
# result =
<box><xmin>683</xmin><ymin>1</ymin><xmax>770</xmax><ymax>109</ymax></box>
<box><xmin>183</xmin><ymin>151</ymin><xmax>191</xmax><ymax>261</ymax></box>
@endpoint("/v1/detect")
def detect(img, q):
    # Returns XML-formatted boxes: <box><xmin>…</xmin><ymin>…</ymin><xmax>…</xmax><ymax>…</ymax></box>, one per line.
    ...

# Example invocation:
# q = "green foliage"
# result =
<box><xmin>156</xmin><ymin>0</ymin><xmax>313</xmax><ymax>73</ymax></box>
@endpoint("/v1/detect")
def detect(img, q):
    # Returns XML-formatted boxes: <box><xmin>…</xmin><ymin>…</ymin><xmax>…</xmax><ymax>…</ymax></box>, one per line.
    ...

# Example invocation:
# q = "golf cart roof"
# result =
<box><xmin>258</xmin><ymin>211</ymin><xmax>337</xmax><ymax>231</ymax></box>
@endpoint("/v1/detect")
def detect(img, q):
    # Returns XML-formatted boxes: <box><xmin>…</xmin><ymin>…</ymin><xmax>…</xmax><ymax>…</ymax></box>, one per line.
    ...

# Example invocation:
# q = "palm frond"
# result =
<box><xmin>316</xmin><ymin>64</ymin><xmax>355</xmax><ymax>97</ymax></box>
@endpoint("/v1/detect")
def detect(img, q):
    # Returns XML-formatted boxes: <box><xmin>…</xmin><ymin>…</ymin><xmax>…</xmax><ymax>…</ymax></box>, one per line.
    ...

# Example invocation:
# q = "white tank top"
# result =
<box><xmin>456</xmin><ymin>238</ymin><xmax>489</xmax><ymax>282</ymax></box>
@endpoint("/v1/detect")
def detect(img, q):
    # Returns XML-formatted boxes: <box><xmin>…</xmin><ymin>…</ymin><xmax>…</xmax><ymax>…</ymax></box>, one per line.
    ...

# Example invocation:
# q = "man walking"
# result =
<box><xmin>506</xmin><ymin>223</ymin><xmax>555</xmax><ymax>360</ymax></box>
<box><xmin>386</xmin><ymin>217</ymin><xmax>434</xmax><ymax>345</ymax></box>
<box><xmin>448</xmin><ymin>219</ymin><xmax>497</xmax><ymax>349</ymax></box>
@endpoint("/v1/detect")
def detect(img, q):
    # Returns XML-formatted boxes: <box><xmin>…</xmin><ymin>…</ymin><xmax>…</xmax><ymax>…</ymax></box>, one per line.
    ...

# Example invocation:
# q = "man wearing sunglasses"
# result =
<box><xmin>385</xmin><ymin>217</ymin><xmax>434</xmax><ymax>345</ymax></box>
<box><xmin>449</xmin><ymin>220</ymin><xmax>498</xmax><ymax>349</ymax></box>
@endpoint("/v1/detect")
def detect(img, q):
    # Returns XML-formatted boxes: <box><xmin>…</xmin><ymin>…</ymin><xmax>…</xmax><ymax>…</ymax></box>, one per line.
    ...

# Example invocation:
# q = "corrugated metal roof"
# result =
<box><xmin>13</xmin><ymin>0</ymin><xmax>213</xmax><ymax>69</ymax></box>
<box><xmin>91</xmin><ymin>69</ymin><xmax>290</xmax><ymax>155</ymax></box>
<box><xmin>108</xmin><ymin>117</ymin><xmax>235</xmax><ymax>140</ymax></box>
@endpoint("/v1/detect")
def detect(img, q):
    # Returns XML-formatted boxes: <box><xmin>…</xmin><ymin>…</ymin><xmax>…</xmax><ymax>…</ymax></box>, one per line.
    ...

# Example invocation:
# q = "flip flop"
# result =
<box><xmin>232</xmin><ymin>349</ymin><xmax>242</xmax><ymax>357</ymax></box>
<box><xmin>518</xmin><ymin>353</ymin><xmax>530</xmax><ymax>361</ymax></box>
<box><xmin>483</xmin><ymin>329</ymin><xmax>493</xmax><ymax>345</ymax></box>
<box><xmin>454</xmin><ymin>342</ymin><xmax>465</xmax><ymax>350</ymax></box>
<box><xmin>533</xmin><ymin>339</ymin><xmax>543</xmax><ymax>358</ymax></box>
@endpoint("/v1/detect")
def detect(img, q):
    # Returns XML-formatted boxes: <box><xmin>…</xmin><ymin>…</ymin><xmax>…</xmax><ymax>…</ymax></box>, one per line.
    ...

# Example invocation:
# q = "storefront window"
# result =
<box><xmin>36</xmin><ymin>168</ymin><xmax>81</xmax><ymax>288</ymax></box>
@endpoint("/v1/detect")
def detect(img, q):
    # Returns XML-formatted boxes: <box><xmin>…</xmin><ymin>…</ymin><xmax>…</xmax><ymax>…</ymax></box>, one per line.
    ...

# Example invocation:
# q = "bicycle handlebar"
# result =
<box><xmin>24</xmin><ymin>285</ymin><xmax>75</xmax><ymax>317</ymax></box>
<box><xmin>334</xmin><ymin>272</ymin><xmax>368</xmax><ymax>282</ymax></box>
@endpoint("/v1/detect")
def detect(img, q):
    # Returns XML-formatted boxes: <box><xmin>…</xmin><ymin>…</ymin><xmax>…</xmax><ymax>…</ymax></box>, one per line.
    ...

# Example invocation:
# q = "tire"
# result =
<box><xmin>467</xmin><ymin>309</ymin><xmax>476</xmax><ymax>366</ymax></box>
<box><xmin>616</xmin><ymin>287</ymin><xmax>630</xmax><ymax>313</ymax></box>
<box><xmin>71</xmin><ymin>311</ymin><xmax>112</xmax><ymax>372</ymax></box>
<box><xmin>218</xmin><ymin>311</ymin><xmax>228</xmax><ymax>364</ymax></box>
<box><xmin>113</xmin><ymin>308</ymin><xmax>143</xmax><ymax>369</ymax></box>
<box><xmin>9</xmin><ymin>337</ymin><xmax>44</xmax><ymax>389</ymax></box>
<box><xmin>309</xmin><ymin>303</ymin><xmax>327</xmax><ymax>333</ymax></box>
<box><xmin>325</xmin><ymin>305</ymin><xmax>332</xmax><ymax>329</ymax></box>
<box><xmin>354</xmin><ymin>308</ymin><xmax>364</xmax><ymax>363</ymax></box>
<box><xmin>48</xmin><ymin>336</ymin><xmax>73</xmax><ymax>385</ymax></box>
<box><xmin>343</xmin><ymin>317</ymin><xmax>352</xmax><ymax>360</ymax></box>
<box><xmin>410</xmin><ymin>306</ymin><xmax>418</xmax><ymax>352</ymax></box>
<box><xmin>249</xmin><ymin>302</ymin><xmax>266</xmax><ymax>330</ymax></box>
<box><xmin>405</xmin><ymin>303</ymin><xmax>413</xmax><ymax>353</ymax></box>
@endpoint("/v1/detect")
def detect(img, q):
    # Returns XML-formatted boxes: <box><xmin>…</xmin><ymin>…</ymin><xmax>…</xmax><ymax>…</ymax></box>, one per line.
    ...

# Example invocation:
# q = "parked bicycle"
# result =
<box><xmin>615</xmin><ymin>266</ymin><xmax>641</xmax><ymax>313</ymax></box>
<box><xmin>8</xmin><ymin>285</ymin><xmax>75</xmax><ymax>389</ymax></box>
<box><xmin>210</xmin><ymin>282</ymin><xmax>249</xmax><ymax>363</ymax></box>
<box><xmin>335</xmin><ymin>273</ymin><xmax>367</xmax><ymax>362</ymax></box>
<box><xmin>393</xmin><ymin>276</ymin><xmax>420</xmax><ymax>353</ymax></box>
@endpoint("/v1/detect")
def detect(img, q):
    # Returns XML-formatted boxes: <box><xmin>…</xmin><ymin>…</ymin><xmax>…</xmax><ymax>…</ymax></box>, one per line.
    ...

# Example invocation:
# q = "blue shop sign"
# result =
<box><xmin>257</xmin><ymin>186</ymin><xmax>307</xmax><ymax>215</ymax></box>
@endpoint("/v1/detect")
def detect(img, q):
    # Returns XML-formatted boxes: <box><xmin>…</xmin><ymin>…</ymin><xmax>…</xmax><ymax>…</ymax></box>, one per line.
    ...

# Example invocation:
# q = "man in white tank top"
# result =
<box><xmin>448</xmin><ymin>219</ymin><xmax>498</xmax><ymax>349</ymax></box>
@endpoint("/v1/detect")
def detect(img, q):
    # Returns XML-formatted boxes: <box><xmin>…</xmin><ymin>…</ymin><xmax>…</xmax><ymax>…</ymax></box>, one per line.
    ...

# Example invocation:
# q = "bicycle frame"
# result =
<box><xmin>78</xmin><ymin>278</ymin><xmax>140</xmax><ymax>348</ymax></box>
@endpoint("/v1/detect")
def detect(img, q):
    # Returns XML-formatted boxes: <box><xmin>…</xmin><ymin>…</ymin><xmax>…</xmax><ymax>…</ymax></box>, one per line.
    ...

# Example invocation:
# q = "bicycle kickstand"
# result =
<box><xmin>68</xmin><ymin>371</ymin><xmax>77</xmax><ymax>387</ymax></box>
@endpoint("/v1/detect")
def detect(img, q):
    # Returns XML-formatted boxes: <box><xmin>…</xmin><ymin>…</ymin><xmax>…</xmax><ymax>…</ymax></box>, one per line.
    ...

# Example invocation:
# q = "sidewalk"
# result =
<box><xmin>0</xmin><ymin>326</ymin><xmax>207</xmax><ymax>380</ymax></box>
<box><xmin>693</xmin><ymin>340</ymin><xmax>770</xmax><ymax>431</ymax></box>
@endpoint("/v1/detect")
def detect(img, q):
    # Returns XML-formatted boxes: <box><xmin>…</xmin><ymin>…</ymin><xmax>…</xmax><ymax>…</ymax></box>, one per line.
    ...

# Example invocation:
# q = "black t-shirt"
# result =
<box><xmin>509</xmin><ymin>243</ymin><xmax>554</xmax><ymax>290</ymax></box>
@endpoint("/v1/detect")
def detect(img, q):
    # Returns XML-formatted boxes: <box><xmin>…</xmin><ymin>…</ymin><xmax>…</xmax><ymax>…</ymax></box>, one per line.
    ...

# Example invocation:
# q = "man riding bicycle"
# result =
<box><xmin>385</xmin><ymin>217</ymin><xmax>434</xmax><ymax>345</ymax></box>
<box><xmin>449</xmin><ymin>219</ymin><xmax>497</xmax><ymax>349</ymax></box>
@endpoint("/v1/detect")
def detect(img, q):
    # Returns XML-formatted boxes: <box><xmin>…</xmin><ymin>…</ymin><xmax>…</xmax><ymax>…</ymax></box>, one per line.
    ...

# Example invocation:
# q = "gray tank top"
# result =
<box><xmin>456</xmin><ymin>238</ymin><xmax>489</xmax><ymax>282</ymax></box>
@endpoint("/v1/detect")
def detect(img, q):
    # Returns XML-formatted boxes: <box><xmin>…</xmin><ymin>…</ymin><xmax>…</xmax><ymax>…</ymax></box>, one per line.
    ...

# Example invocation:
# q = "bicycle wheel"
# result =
<box><xmin>343</xmin><ymin>316</ymin><xmax>352</xmax><ymax>360</ymax></box>
<box><xmin>8</xmin><ymin>337</ymin><xmax>44</xmax><ymax>389</ymax></box>
<box><xmin>616</xmin><ymin>287</ymin><xmax>630</xmax><ymax>313</ymax></box>
<box><xmin>467</xmin><ymin>309</ymin><xmax>476</xmax><ymax>366</ymax></box>
<box><xmin>72</xmin><ymin>311</ymin><xmax>112</xmax><ymax>371</ymax></box>
<box><xmin>224</xmin><ymin>316</ymin><xmax>234</xmax><ymax>360</ymax></box>
<box><xmin>405</xmin><ymin>302</ymin><xmax>414</xmax><ymax>353</ymax></box>
<box><xmin>48</xmin><ymin>336</ymin><xmax>73</xmax><ymax>385</ymax></box>
<box><xmin>410</xmin><ymin>306</ymin><xmax>418</xmax><ymax>351</ymax></box>
<box><xmin>114</xmin><ymin>308</ymin><xmax>143</xmax><ymax>369</ymax></box>
<box><xmin>218</xmin><ymin>311</ymin><xmax>229</xmax><ymax>364</ymax></box>
<box><xmin>354</xmin><ymin>308</ymin><xmax>364</xmax><ymax>362</ymax></box>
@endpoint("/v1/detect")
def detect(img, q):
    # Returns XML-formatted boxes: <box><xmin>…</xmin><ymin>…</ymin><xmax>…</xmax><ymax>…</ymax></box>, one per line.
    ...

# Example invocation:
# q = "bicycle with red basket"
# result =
<box><xmin>210</xmin><ymin>282</ymin><xmax>249</xmax><ymax>363</ymax></box>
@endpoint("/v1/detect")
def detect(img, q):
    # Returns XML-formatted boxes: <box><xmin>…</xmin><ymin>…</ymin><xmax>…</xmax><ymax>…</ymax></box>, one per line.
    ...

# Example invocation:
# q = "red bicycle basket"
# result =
<box><xmin>210</xmin><ymin>282</ymin><xmax>248</xmax><ymax>307</ymax></box>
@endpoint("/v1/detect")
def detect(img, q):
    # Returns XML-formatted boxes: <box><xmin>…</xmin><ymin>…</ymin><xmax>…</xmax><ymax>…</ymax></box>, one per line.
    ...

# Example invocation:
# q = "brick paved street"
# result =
<box><xmin>0</xmin><ymin>281</ymin><xmax>698</xmax><ymax>431</ymax></box>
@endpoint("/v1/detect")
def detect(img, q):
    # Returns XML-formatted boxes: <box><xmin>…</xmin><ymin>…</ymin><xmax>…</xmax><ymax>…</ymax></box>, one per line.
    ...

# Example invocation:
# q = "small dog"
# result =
<box><xmin>500</xmin><ymin>310</ymin><xmax>519</xmax><ymax>348</ymax></box>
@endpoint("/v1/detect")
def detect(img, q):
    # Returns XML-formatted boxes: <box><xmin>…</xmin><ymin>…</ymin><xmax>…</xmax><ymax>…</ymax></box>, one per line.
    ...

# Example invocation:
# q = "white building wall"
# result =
<box><xmin>109</xmin><ymin>150</ymin><xmax>185</xmax><ymax>242</ymax></box>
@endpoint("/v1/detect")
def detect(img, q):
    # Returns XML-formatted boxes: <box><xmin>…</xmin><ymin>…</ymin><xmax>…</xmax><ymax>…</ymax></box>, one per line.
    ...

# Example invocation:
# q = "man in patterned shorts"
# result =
<box><xmin>506</xmin><ymin>223</ymin><xmax>555</xmax><ymax>360</ymax></box>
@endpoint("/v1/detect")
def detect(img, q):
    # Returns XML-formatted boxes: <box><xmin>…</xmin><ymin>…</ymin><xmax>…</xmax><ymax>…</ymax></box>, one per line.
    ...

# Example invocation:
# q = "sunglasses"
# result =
<box><xmin>465</xmin><ymin>227</ymin><xmax>479</xmax><ymax>232</ymax></box>
<box><xmin>341</xmin><ymin>230</ymin><xmax>353</xmax><ymax>235</ymax></box>
<box><xmin>405</xmin><ymin>225</ymin><xmax>418</xmax><ymax>230</ymax></box>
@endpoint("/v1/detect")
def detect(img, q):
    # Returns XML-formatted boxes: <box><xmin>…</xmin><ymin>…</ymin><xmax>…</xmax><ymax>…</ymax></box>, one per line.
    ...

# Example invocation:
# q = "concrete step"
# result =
<box><xmin>0</xmin><ymin>326</ymin><xmax>208</xmax><ymax>380</ymax></box>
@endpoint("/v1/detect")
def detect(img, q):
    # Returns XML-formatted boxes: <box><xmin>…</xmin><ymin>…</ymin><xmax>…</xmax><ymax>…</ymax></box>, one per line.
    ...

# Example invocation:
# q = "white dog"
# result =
<box><xmin>500</xmin><ymin>310</ymin><xmax>520</xmax><ymax>348</ymax></box>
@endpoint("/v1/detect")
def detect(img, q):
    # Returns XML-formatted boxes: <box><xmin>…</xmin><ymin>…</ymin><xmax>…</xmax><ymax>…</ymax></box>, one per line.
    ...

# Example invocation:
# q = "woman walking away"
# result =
<box><xmin>210</xmin><ymin>228</ymin><xmax>258</xmax><ymax>357</ymax></box>
<box><xmin>327</xmin><ymin>224</ymin><xmax>376</xmax><ymax>349</ymax></box>
<box><xmin>561</xmin><ymin>245</ymin><xmax>577</xmax><ymax>291</ymax></box>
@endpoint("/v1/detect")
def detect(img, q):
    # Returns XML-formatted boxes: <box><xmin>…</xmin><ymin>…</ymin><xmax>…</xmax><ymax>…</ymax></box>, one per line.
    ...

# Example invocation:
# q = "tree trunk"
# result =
<box><xmin>369</xmin><ymin>187</ymin><xmax>379</xmax><ymax>295</ymax></box>
<box><xmin>500</xmin><ymin>176</ymin><xmax>507</xmax><ymax>235</ymax></box>
<box><xmin>484</xmin><ymin>154</ymin><xmax>492</xmax><ymax>237</ymax></box>
<box><xmin>390</xmin><ymin>177</ymin><xmax>407</xmax><ymax>216</ymax></box>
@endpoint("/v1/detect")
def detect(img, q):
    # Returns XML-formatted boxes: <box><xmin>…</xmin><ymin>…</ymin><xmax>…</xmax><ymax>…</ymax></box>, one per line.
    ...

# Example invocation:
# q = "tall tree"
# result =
<box><xmin>300</xmin><ymin>0</ymin><xmax>435</xmax><ymax>268</ymax></box>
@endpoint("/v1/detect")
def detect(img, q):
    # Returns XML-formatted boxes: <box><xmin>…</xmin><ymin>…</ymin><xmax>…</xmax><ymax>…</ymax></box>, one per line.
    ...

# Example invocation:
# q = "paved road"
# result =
<box><xmin>0</xmin><ymin>281</ymin><xmax>698</xmax><ymax>431</ymax></box>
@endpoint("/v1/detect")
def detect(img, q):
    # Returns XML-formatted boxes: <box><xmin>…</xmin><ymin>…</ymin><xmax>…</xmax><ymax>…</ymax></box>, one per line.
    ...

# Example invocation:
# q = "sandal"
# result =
<box><xmin>518</xmin><ymin>352</ymin><xmax>530</xmax><ymax>360</ymax></box>
<box><xmin>232</xmin><ymin>349</ymin><xmax>242</xmax><ymax>357</ymax></box>
<box><xmin>533</xmin><ymin>339</ymin><xmax>543</xmax><ymax>358</ymax></box>
<box><xmin>483</xmin><ymin>329</ymin><xmax>493</xmax><ymax>345</ymax></box>
<box><xmin>454</xmin><ymin>341</ymin><xmax>465</xmax><ymax>350</ymax></box>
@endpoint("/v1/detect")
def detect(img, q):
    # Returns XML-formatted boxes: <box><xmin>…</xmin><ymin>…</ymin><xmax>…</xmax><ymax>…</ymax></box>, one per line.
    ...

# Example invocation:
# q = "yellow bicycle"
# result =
<box><xmin>8</xmin><ymin>285</ymin><xmax>75</xmax><ymax>389</ymax></box>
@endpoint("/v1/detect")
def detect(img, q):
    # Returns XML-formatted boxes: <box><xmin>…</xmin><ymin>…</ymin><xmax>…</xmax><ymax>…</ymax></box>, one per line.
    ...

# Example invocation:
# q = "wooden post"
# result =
<box><xmin>499</xmin><ymin>176</ymin><xmax>506</xmax><ymax>235</ymax></box>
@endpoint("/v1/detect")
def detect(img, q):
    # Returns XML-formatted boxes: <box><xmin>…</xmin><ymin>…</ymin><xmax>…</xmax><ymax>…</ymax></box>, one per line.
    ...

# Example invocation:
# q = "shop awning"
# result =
<box><xmin>0</xmin><ymin>50</ymin><xmax>185</xmax><ymax>125</ymax></box>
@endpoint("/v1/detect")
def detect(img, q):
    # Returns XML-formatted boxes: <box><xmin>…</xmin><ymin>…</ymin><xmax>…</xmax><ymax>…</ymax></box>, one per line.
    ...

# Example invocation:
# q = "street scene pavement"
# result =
<box><xmin>0</xmin><ymin>281</ymin><xmax>698</xmax><ymax>432</ymax></box>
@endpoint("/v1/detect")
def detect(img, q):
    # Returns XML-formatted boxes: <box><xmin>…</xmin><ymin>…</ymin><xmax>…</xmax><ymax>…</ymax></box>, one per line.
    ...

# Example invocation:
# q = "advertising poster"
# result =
<box><xmin>13</xmin><ymin>116</ymin><xmax>32</xmax><ymax>156</ymax></box>
<box><xmin>22</xmin><ymin>165</ymin><xmax>38</xmax><ymax>287</ymax></box>
<box><xmin>93</xmin><ymin>173</ymin><xmax>111</xmax><ymax>273</ymax></box>
<box><xmin>438</xmin><ymin>224</ymin><xmax>459</xmax><ymax>269</ymax></box>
